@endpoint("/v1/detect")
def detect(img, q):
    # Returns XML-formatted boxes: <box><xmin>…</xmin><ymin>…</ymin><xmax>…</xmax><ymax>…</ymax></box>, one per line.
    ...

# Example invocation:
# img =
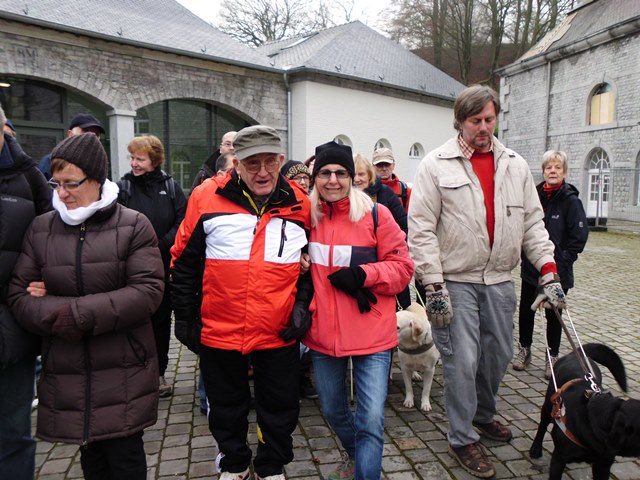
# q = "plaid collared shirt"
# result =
<box><xmin>457</xmin><ymin>135</ymin><xmax>494</xmax><ymax>160</ymax></box>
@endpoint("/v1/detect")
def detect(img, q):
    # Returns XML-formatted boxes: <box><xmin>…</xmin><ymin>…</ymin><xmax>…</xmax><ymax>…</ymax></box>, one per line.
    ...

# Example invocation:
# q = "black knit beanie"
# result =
<box><xmin>50</xmin><ymin>133</ymin><xmax>108</xmax><ymax>184</ymax></box>
<box><xmin>313</xmin><ymin>141</ymin><xmax>354</xmax><ymax>179</ymax></box>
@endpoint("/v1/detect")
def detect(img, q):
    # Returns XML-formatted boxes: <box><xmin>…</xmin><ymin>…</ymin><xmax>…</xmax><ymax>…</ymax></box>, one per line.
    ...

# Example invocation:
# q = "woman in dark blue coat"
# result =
<box><xmin>513</xmin><ymin>151</ymin><xmax>588</xmax><ymax>378</ymax></box>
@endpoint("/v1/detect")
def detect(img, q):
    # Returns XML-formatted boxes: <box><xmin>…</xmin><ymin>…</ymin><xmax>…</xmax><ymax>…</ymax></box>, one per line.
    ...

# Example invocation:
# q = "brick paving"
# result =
<box><xmin>33</xmin><ymin>231</ymin><xmax>640</xmax><ymax>479</ymax></box>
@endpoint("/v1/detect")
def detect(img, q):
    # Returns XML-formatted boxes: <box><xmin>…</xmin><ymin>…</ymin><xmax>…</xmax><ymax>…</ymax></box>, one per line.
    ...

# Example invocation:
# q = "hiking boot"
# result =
<box><xmin>449</xmin><ymin>442</ymin><xmax>496</xmax><ymax>478</ymax></box>
<box><xmin>219</xmin><ymin>467</ymin><xmax>251</xmax><ymax>480</ymax></box>
<box><xmin>545</xmin><ymin>354</ymin><xmax>558</xmax><ymax>380</ymax></box>
<box><xmin>300</xmin><ymin>375</ymin><xmax>319</xmax><ymax>399</ymax></box>
<box><xmin>158</xmin><ymin>376</ymin><xmax>173</xmax><ymax>398</ymax></box>
<box><xmin>327</xmin><ymin>455</ymin><xmax>355</xmax><ymax>480</ymax></box>
<box><xmin>473</xmin><ymin>420</ymin><xmax>513</xmax><ymax>442</ymax></box>
<box><xmin>512</xmin><ymin>345</ymin><xmax>531</xmax><ymax>371</ymax></box>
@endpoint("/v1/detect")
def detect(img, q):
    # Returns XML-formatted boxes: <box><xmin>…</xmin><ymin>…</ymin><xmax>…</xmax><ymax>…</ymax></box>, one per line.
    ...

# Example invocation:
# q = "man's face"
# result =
<box><xmin>460</xmin><ymin>101</ymin><xmax>496</xmax><ymax>152</ymax></box>
<box><xmin>235</xmin><ymin>153</ymin><xmax>283</xmax><ymax>198</ymax></box>
<box><xmin>374</xmin><ymin>161</ymin><xmax>394</xmax><ymax>180</ymax></box>
<box><xmin>220</xmin><ymin>132</ymin><xmax>236</xmax><ymax>155</ymax></box>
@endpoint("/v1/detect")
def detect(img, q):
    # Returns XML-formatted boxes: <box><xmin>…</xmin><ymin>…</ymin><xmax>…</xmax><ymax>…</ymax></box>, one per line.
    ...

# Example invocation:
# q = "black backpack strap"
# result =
<box><xmin>399</xmin><ymin>181</ymin><xmax>408</xmax><ymax>208</ymax></box>
<box><xmin>118</xmin><ymin>179</ymin><xmax>131</xmax><ymax>207</ymax></box>
<box><xmin>161</xmin><ymin>170</ymin><xmax>176</xmax><ymax>200</ymax></box>
<box><xmin>372</xmin><ymin>203</ymin><xmax>378</xmax><ymax>235</ymax></box>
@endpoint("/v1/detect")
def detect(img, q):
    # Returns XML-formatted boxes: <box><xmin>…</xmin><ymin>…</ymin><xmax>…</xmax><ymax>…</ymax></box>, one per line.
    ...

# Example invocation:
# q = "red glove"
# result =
<box><xmin>51</xmin><ymin>304</ymin><xmax>84</xmax><ymax>342</ymax></box>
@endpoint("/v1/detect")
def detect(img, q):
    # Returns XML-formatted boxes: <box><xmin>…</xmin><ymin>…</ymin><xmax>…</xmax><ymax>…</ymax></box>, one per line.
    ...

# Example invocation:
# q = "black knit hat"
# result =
<box><xmin>50</xmin><ymin>133</ymin><xmax>108</xmax><ymax>184</ymax></box>
<box><xmin>313</xmin><ymin>141</ymin><xmax>354</xmax><ymax>178</ymax></box>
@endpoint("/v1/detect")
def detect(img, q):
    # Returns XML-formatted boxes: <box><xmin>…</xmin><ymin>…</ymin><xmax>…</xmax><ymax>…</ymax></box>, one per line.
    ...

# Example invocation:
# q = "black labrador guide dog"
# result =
<box><xmin>530</xmin><ymin>343</ymin><xmax>640</xmax><ymax>479</ymax></box>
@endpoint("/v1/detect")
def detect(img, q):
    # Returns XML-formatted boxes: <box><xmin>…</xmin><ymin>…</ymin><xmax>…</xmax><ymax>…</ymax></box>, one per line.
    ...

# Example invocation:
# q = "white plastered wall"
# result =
<box><xmin>290</xmin><ymin>81</ymin><xmax>457</xmax><ymax>183</ymax></box>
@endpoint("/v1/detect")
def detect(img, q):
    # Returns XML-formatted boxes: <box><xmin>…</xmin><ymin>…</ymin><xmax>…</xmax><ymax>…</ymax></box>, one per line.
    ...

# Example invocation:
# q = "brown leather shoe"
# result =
<box><xmin>449</xmin><ymin>442</ymin><xmax>496</xmax><ymax>478</ymax></box>
<box><xmin>473</xmin><ymin>420</ymin><xmax>513</xmax><ymax>442</ymax></box>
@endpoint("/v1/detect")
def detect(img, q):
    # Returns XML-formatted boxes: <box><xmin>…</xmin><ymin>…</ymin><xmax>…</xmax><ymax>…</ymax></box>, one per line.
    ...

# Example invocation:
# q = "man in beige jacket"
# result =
<box><xmin>408</xmin><ymin>85</ymin><xmax>565</xmax><ymax>478</ymax></box>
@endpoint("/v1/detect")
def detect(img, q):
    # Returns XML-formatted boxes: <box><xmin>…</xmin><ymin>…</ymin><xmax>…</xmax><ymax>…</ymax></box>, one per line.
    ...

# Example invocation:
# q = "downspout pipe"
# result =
<box><xmin>283</xmin><ymin>71</ymin><xmax>292</xmax><ymax>160</ymax></box>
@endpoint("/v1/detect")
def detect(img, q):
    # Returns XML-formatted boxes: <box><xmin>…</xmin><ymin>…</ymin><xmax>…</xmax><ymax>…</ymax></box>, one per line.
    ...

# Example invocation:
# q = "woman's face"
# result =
<box><xmin>354</xmin><ymin>164</ymin><xmax>370</xmax><ymax>190</ymax></box>
<box><xmin>51</xmin><ymin>163</ymin><xmax>101</xmax><ymax>210</ymax></box>
<box><xmin>129</xmin><ymin>150</ymin><xmax>154</xmax><ymax>176</ymax></box>
<box><xmin>543</xmin><ymin>160</ymin><xmax>566</xmax><ymax>187</ymax></box>
<box><xmin>314</xmin><ymin>163</ymin><xmax>351</xmax><ymax>202</ymax></box>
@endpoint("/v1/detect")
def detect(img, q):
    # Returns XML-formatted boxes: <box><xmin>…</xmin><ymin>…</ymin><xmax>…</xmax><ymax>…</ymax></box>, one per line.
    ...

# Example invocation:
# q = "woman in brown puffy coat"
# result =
<box><xmin>8</xmin><ymin>133</ymin><xmax>164</xmax><ymax>480</ymax></box>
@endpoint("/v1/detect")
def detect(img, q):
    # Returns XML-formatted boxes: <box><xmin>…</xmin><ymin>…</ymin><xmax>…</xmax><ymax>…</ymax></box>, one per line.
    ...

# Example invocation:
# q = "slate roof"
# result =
<box><xmin>258</xmin><ymin>21</ymin><xmax>465</xmax><ymax>101</ymax></box>
<box><xmin>512</xmin><ymin>0</ymin><xmax>640</xmax><ymax>64</ymax></box>
<box><xmin>0</xmin><ymin>0</ymin><xmax>275</xmax><ymax>70</ymax></box>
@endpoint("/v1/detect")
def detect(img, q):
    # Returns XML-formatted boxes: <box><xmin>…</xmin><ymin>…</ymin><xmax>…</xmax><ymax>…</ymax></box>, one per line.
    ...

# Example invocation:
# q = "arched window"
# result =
<box><xmin>374</xmin><ymin>139</ymin><xmax>389</xmax><ymax>151</ymax></box>
<box><xmin>409</xmin><ymin>143</ymin><xmax>424</xmax><ymax>159</ymax></box>
<box><xmin>333</xmin><ymin>134</ymin><xmax>352</xmax><ymax>146</ymax></box>
<box><xmin>134</xmin><ymin>108</ymin><xmax>150</xmax><ymax>135</ymax></box>
<box><xmin>589</xmin><ymin>83</ymin><xmax>614</xmax><ymax>125</ymax></box>
<box><xmin>586</xmin><ymin>148</ymin><xmax>611</xmax><ymax>219</ymax></box>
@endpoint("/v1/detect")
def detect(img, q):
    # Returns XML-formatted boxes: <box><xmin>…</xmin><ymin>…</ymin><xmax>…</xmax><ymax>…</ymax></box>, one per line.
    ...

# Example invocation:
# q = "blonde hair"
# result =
<box><xmin>541</xmin><ymin>150</ymin><xmax>568</xmax><ymax>173</ymax></box>
<box><xmin>354</xmin><ymin>153</ymin><xmax>376</xmax><ymax>188</ymax></box>
<box><xmin>309</xmin><ymin>184</ymin><xmax>374</xmax><ymax>228</ymax></box>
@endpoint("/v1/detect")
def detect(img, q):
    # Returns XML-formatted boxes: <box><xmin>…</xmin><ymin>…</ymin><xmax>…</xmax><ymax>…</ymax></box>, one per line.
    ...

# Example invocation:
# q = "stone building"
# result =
<box><xmin>498</xmin><ymin>0</ymin><xmax>640</xmax><ymax>226</ymax></box>
<box><xmin>0</xmin><ymin>0</ymin><xmax>464</xmax><ymax>191</ymax></box>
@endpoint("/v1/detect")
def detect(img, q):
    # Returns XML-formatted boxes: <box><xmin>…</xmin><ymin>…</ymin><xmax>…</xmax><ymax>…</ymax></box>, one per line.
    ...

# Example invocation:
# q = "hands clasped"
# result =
<box><xmin>328</xmin><ymin>266</ymin><xmax>377</xmax><ymax>313</ymax></box>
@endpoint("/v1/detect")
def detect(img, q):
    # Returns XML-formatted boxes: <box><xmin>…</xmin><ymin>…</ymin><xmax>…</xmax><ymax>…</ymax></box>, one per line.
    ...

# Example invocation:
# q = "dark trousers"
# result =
<box><xmin>79</xmin><ymin>431</ymin><xmax>146</xmax><ymax>480</ymax></box>
<box><xmin>151</xmin><ymin>286</ymin><xmax>172</xmax><ymax>376</ymax></box>
<box><xmin>517</xmin><ymin>281</ymin><xmax>568</xmax><ymax>356</ymax></box>
<box><xmin>200</xmin><ymin>343</ymin><xmax>300</xmax><ymax>478</ymax></box>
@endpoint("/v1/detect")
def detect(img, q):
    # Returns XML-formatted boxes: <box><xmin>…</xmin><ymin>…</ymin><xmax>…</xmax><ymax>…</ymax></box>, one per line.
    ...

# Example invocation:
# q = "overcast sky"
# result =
<box><xmin>175</xmin><ymin>0</ymin><xmax>391</xmax><ymax>33</ymax></box>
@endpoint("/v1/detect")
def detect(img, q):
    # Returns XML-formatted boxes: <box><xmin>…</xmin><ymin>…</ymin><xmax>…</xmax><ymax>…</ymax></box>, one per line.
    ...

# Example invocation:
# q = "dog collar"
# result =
<box><xmin>398</xmin><ymin>341</ymin><xmax>434</xmax><ymax>355</ymax></box>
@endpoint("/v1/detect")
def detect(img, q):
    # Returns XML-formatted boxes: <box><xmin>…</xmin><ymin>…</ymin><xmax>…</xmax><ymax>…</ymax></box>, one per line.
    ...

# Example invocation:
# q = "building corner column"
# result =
<box><xmin>106</xmin><ymin>109</ymin><xmax>136</xmax><ymax>180</ymax></box>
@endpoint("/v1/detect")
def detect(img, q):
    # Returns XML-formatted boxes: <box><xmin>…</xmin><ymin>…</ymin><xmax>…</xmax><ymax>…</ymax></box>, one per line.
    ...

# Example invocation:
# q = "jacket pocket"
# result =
<box><xmin>432</xmin><ymin>325</ymin><xmax>453</xmax><ymax>356</ymax></box>
<box><xmin>126</xmin><ymin>332</ymin><xmax>148</xmax><ymax>367</ymax></box>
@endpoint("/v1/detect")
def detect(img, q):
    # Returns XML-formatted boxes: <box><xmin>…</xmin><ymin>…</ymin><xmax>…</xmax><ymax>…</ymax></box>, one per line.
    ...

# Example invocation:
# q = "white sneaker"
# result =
<box><xmin>219</xmin><ymin>467</ymin><xmax>251</xmax><ymax>480</ymax></box>
<box><xmin>256</xmin><ymin>475</ymin><xmax>285</xmax><ymax>480</ymax></box>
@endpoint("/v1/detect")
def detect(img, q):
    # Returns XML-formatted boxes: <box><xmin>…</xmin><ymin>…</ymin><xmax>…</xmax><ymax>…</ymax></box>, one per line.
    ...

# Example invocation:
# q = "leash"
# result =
<box><xmin>551</xmin><ymin>307</ymin><xmax>600</xmax><ymax>393</ymax></box>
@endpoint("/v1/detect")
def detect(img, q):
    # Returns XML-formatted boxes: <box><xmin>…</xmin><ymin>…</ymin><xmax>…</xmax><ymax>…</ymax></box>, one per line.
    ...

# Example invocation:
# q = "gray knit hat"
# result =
<box><xmin>50</xmin><ymin>133</ymin><xmax>108</xmax><ymax>184</ymax></box>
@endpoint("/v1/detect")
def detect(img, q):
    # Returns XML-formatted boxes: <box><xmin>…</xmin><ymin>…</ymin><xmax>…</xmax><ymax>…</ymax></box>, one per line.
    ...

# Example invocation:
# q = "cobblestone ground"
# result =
<box><xmin>33</xmin><ymin>231</ymin><xmax>640</xmax><ymax>479</ymax></box>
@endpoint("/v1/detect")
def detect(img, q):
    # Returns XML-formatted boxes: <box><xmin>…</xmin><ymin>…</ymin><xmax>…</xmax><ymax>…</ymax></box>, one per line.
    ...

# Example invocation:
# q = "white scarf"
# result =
<box><xmin>52</xmin><ymin>179</ymin><xmax>120</xmax><ymax>226</ymax></box>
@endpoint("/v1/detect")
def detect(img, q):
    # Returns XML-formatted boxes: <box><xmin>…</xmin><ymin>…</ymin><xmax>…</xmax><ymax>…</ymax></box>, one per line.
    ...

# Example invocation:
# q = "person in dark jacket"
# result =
<box><xmin>190</xmin><ymin>130</ymin><xmax>237</xmax><ymax>191</ymax></box>
<box><xmin>0</xmin><ymin>104</ymin><xmax>51</xmax><ymax>480</ymax></box>
<box><xmin>117</xmin><ymin>135</ymin><xmax>187</xmax><ymax>398</ymax></box>
<box><xmin>513</xmin><ymin>150</ymin><xmax>588</xmax><ymax>378</ymax></box>
<box><xmin>8</xmin><ymin>132</ymin><xmax>164</xmax><ymax>480</ymax></box>
<box><xmin>354</xmin><ymin>153</ymin><xmax>413</xmax><ymax>310</ymax></box>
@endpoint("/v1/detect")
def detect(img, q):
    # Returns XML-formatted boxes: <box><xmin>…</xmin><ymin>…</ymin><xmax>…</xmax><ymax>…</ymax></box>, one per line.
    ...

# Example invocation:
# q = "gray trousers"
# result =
<box><xmin>432</xmin><ymin>281</ymin><xmax>516</xmax><ymax>447</ymax></box>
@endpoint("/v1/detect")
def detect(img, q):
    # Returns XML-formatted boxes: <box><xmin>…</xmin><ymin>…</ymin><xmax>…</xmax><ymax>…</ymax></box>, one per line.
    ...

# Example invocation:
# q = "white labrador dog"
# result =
<box><xmin>396</xmin><ymin>302</ymin><xmax>440</xmax><ymax>412</ymax></box>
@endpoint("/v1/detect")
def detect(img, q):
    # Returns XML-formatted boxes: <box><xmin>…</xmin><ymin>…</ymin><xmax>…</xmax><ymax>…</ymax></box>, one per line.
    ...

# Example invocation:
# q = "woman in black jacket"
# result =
<box><xmin>513</xmin><ymin>150</ymin><xmax>588</xmax><ymax>378</ymax></box>
<box><xmin>117</xmin><ymin>135</ymin><xmax>187</xmax><ymax>397</ymax></box>
<box><xmin>354</xmin><ymin>153</ymin><xmax>412</xmax><ymax>308</ymax></box>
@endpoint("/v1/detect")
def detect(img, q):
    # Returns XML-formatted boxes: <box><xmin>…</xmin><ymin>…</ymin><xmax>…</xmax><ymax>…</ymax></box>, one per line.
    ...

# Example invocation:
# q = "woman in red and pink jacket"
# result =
<box><xmin>303</xmin><ymin>141</ymin><xmax>414</xmax><ymax>480</ymax></box>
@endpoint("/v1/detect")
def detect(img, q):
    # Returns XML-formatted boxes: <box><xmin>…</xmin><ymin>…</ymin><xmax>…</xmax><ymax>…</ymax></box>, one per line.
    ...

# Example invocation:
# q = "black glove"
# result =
<box><xmin>279</xmin><ymin>301</ymin><xmax>311</xmax><ymax>342</ymax></box>
<box><xmin>328</xmin><ymin>266</ymin><xmax>378</xmax><ymax>313</ymax></box>
<box><xmin>173</xmin><ymin>307</ymin><xmax>202</xmax><ymax>354</ymax></box>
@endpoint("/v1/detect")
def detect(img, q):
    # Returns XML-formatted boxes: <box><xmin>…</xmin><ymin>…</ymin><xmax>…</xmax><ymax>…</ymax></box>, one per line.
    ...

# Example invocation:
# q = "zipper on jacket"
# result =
<box><xmin>278</xmin><ymin>219</ymin><xmax>287</xmax><ymax>257</ymax></box>
<box><xmin>253</xmin><ymin>214</ymin><xmax>261</xmax><ymax>235</ymax></box>
<box><xmin>81</xmin><ymin>337</ymin><xmax>91</xmax><ymax>447</ymax></box>
<box><xmin>76</xmin><ymin>224</ymin><xmax>86</xmax><ymax>296</ymax></box>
